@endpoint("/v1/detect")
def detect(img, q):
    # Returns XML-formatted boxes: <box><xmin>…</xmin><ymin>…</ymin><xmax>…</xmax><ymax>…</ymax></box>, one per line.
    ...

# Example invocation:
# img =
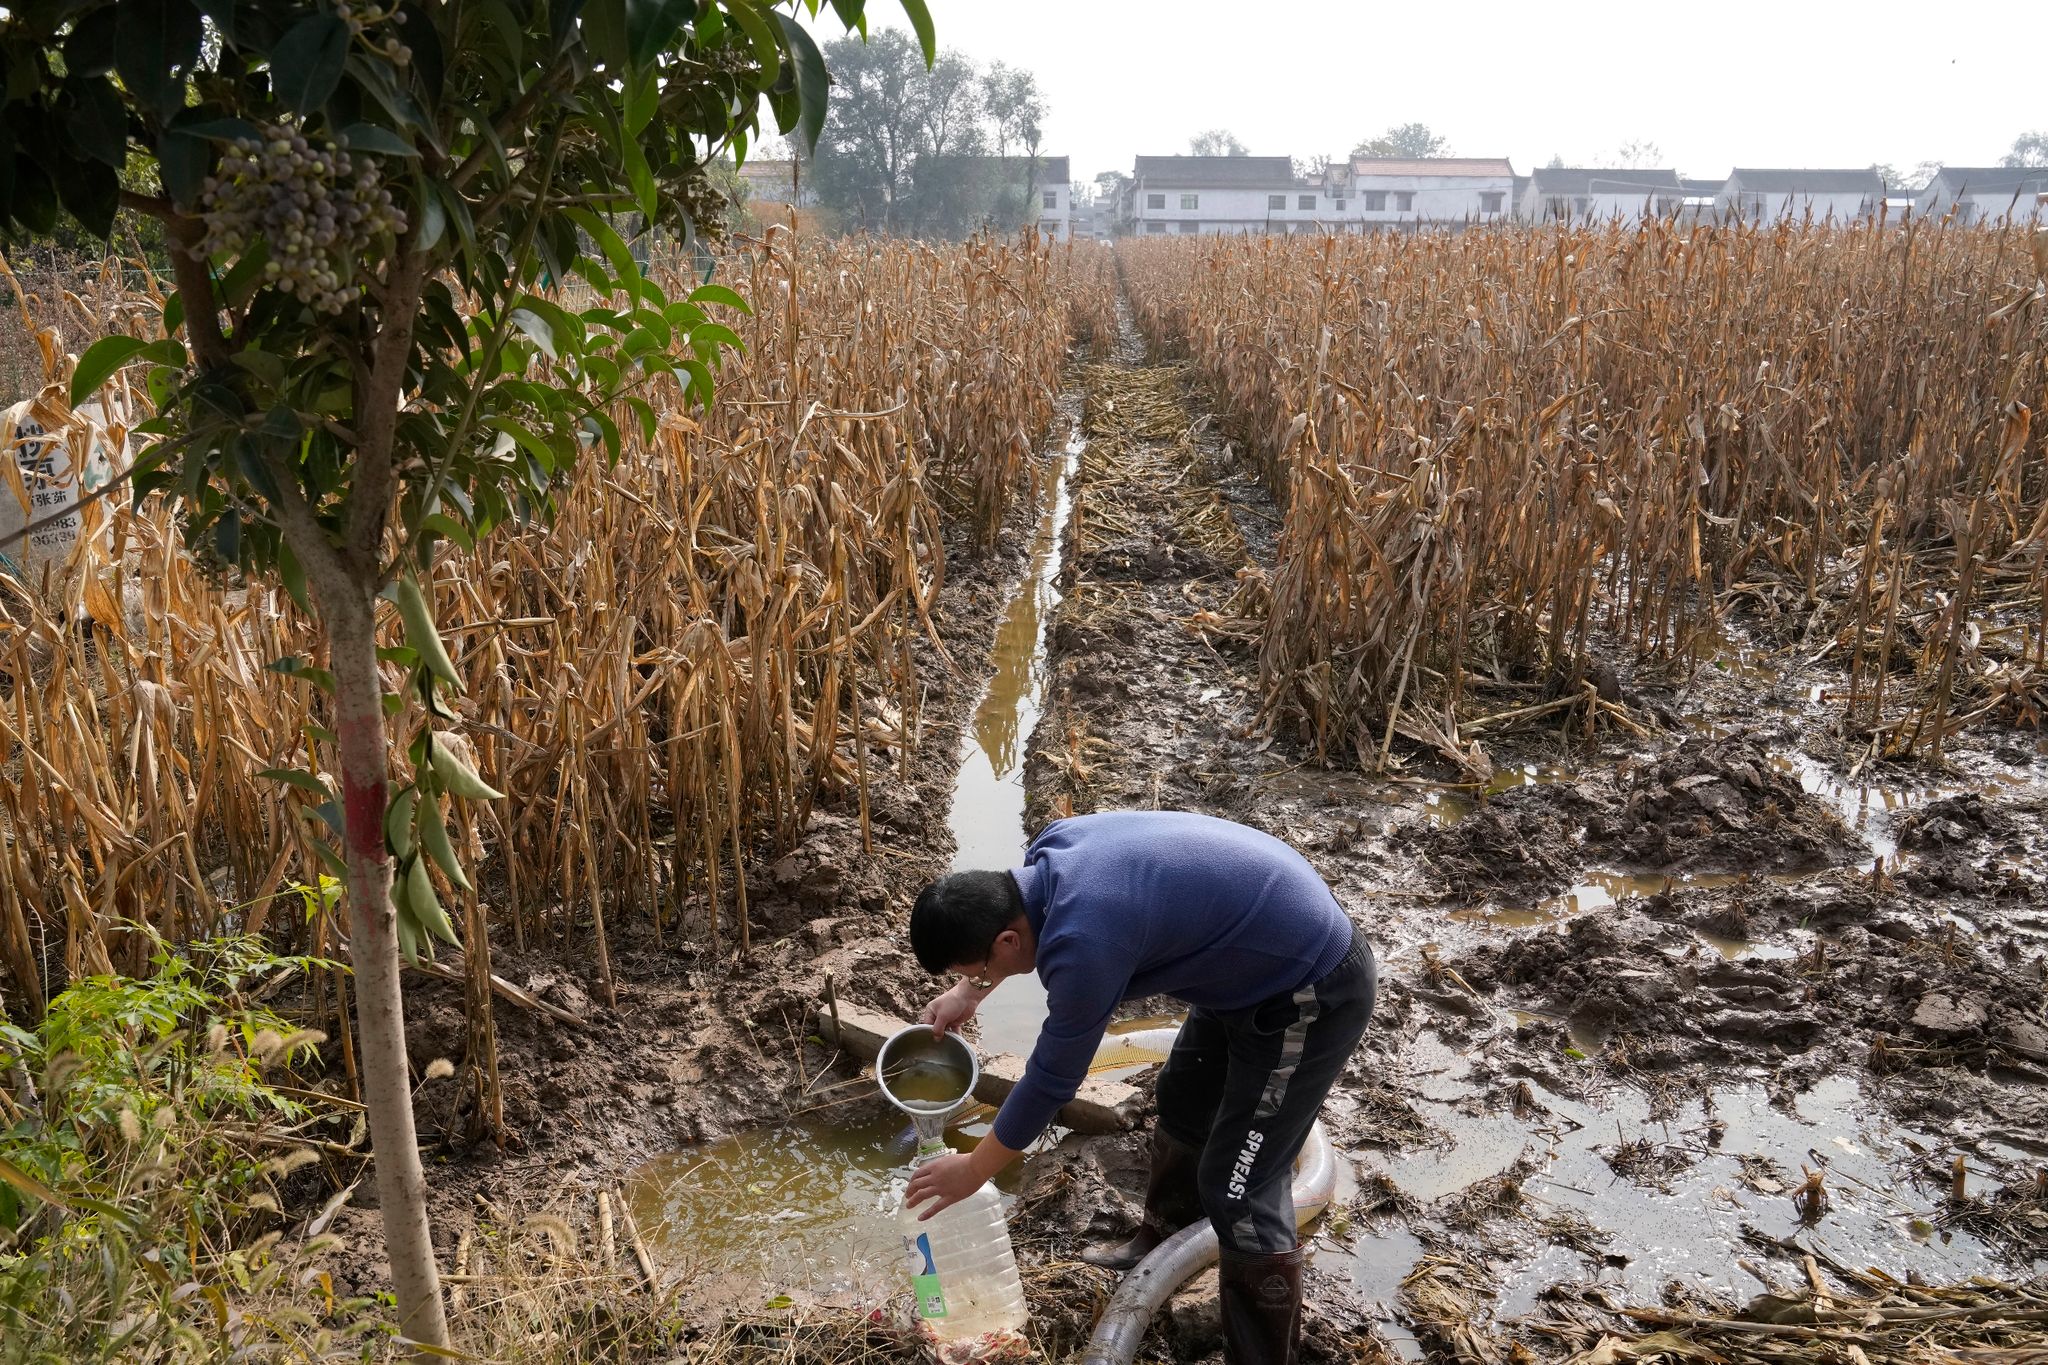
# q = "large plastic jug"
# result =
<box><xmin>897</xmin><ymin>1137</ymin><xmax>1028</xmax><ymax>1342</ymax></box>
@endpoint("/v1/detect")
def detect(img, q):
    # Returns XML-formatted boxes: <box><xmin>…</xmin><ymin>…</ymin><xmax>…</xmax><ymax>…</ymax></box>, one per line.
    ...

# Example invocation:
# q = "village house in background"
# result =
<box><xmin>1521</xmin><ymin>167</ymin><xmax>1684</xmax><ymax>224</ymax></box>
<box><xmin>1715</xmin><ymin>168</ymin><xmax>1884</xmax><ymax>222</ymax></box>
<box><xmin>1027</xmin><ymin>157</ymin><xmax>1072</xmax><ymax>239</ymax></box>
<box><xmin>1330</xmin><ymin>156</ymin><xmax>1517</xmax><ymax>227</ymax></box>
<box><xmin>1916</xmin><ymin>166</ymin><xmax>2048</xmax><ymax>224</ymax></box>
<box><xmin>1123</xmin><ymin>155</ymin><xmax>1303</xmax><ymax>234</ymax></box>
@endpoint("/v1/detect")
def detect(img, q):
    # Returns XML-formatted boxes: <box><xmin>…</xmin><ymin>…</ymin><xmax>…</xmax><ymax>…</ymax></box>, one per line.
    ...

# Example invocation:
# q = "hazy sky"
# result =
<box><xmin>902</xmin><ymin>0</ymin><xmax>2041</xmax><ymax>185</ymax></box>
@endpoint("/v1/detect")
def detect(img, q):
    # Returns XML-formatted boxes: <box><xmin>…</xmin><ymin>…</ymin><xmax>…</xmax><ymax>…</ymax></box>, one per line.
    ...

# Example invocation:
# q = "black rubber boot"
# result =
<box><xmin>1079</xmin><ymin>1127</ymin><xmax>1204</xmax><ymax>1269</ymax></box>
<box><xmin>1217</xmin><ymin>1243</ymin><xmax>1305</xmax><ymax>1365</ymax></box>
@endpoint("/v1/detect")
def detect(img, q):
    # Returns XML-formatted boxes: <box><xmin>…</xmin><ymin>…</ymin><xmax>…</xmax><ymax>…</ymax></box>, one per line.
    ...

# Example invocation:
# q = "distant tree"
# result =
<box><xmin>811</xmin><ymin>33</ymin><xmax>1048</xmax><ymax>237</ymax></box>
<box><xmin>1189</xmin><ymin>129</ymin><xmax>1250</xmax><ymax>157</ymax></box>
<box><xmin>811</xmin><ymin>30</ymin><xmax>930</xmax><ymax>229</ymax></box>
<box><xmin>1605</xmin><ymin>139</ymin><xmax>1664</xmax><ymax>169</ymax></box>
<box><xmin>981</xmin><ymin>62</ymin><xmax>1045</xmax><ymax>160</ymax></box>
<box><xmin>1353</xmin><ymin>123</ymin><xmax>1449</xmax><ymax>159</ymax></box>
<box><xmin>1545</xmin><ymin>153</ymin><xmax>1566</xmax><ymax>170</ymax></box>
<box><xmin>1096</xmin><ymin>170</ymin><xmax>1132</xmax><ymax>199</ymax></box>
<box><xmin>1292</xmin><ymin>155</ymin><xmax>1333</xmax><ymax>180</ymax></box>
<box><xmin>913</xmin><ymin>53</ymin><xmax>988</xmax><ymax>164</ymax></box>
<box><xmin>2005</xmin><ymin>131</ymin><xmax>2048</xmax><ymax>168</ymax></box>
<box><xmin>1872</xmin><ymin>161</ymin><xmax>1940</xmax><ymax>192</ymax></box>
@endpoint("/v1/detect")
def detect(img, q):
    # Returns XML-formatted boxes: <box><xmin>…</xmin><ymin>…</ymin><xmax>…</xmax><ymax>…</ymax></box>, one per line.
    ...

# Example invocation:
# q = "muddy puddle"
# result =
<box><xmin>1332</xmin><ymin>1033</ymin><xmax>2033</xmax><ymax>1351</ymax></box>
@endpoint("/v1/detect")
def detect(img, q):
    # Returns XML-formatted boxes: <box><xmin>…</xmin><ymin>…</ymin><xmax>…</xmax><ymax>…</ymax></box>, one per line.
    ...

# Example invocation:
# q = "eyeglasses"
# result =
<box><xmin>964</xmin><ymin>956</ymin><xmax>995</xmax><ymax>991</ymax></box>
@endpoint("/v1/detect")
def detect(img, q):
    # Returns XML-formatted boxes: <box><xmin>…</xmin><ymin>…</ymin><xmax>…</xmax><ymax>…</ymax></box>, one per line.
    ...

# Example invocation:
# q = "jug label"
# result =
<box><xmin>909</xmin><ymin>1232</ymin><xmax>948</xmax><ymax>1319</ymax></box>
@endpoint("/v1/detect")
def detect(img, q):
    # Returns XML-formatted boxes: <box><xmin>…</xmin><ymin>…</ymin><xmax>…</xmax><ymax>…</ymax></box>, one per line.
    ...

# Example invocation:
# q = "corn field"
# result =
<box><xmin>0</xmin><ymin>232</ymin><xmax>1094</xmax><ymax>1086</ymax></box>
<box><xmin>1120</xmin><ymin>222</ymin><xmax>2048</xmax><ymax>776</ymax></box>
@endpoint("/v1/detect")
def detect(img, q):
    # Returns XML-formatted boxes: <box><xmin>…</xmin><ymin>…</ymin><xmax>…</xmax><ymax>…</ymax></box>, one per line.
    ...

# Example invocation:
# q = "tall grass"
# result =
<box><xmin>0</xmin><ymin>232</ymin><xmax>1095</xmax><ymax>1094</ymax></box>
<box><xmin>1120</xmin><ymin>221</ymin><xmax>2048</xmax><ymax>772</ymax></box>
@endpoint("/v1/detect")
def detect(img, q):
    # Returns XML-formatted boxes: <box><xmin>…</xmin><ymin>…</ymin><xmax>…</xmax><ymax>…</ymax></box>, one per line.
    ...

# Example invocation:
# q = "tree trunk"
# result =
<box><xmin>324</xmin><ymin>577</ymin><xmax>451</xmax><ymax>1356</ymax></box>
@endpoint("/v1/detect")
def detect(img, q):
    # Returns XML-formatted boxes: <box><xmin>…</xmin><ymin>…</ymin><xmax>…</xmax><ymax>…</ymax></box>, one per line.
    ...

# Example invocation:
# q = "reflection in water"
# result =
<box><xmin>950</xmin><ymin>428</ymin><xmax>1082</xmax><ymax>1058</ymax></box>
<box><xmin>1353</xmin><ymin>1037</ymin><xmax>2014</xmax><ymax>1318</ymax></box>
<box><xmin>625</xmin><ymin>1104</ymin><xmax>1019</xmax><ymax>1304</ymax></box>
<box><xmin>948</xmin><ymin>427</ymin><xmax>1082</xmax><ymax>874</ymax></box>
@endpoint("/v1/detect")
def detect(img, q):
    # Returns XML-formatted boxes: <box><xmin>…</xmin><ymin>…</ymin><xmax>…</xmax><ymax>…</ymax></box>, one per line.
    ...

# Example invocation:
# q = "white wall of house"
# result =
<box><xmin>1031</xmin><ymin>183</ymin><xmax>1072</xmax><ymax>239</ymax></box>
<box><xmin>1918</xmin><ymin>177</ymin><xmax>2048</xmax><ymax>225</ymax></box>
<box><xmin>1954</xmin><ymin>190</ymin><xmax>2048</xmax><ymax>224</ymax></box>
<box><xmin>1129</xmin><ymin>185</ymin><xmax>1303</xmax><ymax>233</ymax></box>
<box><xmin>1518</xmin><ymin>187</ymin><xmax>1679</xmax><ymax>225</ymax></box>
<box><xmin>1716</xmin><ymin>189</ymin><xmax>1873</xmax><ymax>221</ymax></box>
<box><xmin>1348</xmin><ymin>175</ymin><xmax>1514</xmax><ymax>226</ymax></box>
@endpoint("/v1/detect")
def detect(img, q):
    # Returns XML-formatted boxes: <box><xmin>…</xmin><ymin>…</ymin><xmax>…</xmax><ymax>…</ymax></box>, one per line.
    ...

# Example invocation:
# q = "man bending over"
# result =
<box><xmin>904</xmin><ymin>810</ymin><xmax>1375</xmax><ymax>1365</ymax></box>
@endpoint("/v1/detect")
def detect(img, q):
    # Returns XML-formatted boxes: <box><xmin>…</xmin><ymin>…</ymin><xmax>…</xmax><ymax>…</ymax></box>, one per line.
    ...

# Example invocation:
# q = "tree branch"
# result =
<box><xmin>120</xmin><ymin>190</ymin><xmax>231</xmax><ymax>371</ymax></box>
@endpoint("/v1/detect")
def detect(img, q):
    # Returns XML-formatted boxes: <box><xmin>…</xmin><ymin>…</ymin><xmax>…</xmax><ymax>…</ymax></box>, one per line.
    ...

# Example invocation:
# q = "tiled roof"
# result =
<box><xmin>1133</xmin><ymin>155</ymin><xmax>1296</xmax><ymax>188</ymax></box>
<box><xmin>1726</xmin><ymin>168</ymin><xmax>1883</xmax><ymax>194</ymax></box>
<box><xmin>1927</xmin><ymin>166</ymin><xmax>2048</xmax><ymax>195</ymax></box>
<box><xmin>1529</xmin><ymin>167</ymin><xmax>1683</xmax><ymax>195</ymax></box>
<box><xmin>1348</xmin><ymin>157</ymin><xmax>1514</xmax><ymax>177</ymax></box>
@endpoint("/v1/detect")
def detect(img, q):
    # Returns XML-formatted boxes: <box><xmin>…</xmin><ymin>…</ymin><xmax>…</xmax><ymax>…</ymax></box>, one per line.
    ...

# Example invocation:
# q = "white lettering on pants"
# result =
<box><xmin>1226</xmin><ymin>1129</ymin><xmax>1264</xmax><ymax>1200</ymax></box>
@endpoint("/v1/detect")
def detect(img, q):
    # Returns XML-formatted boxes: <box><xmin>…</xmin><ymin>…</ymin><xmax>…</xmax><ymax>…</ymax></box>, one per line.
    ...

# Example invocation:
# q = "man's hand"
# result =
<box><xmin>904</xmin><ymin>1151</ymin><xmax>985</xmax><ymax>1220</ymax></box>
<box><xmin>919</xmin><ymin>980</ymin><xmax>982</xmax><ymax>1034</ymax></box>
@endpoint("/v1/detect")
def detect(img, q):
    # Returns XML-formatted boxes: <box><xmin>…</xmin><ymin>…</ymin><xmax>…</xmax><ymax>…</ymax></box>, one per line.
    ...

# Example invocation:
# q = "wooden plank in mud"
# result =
<box><xmin>816</xmin><ymin>999</ymin><xmax>1147</xmax><ymax>1134</ymax></box>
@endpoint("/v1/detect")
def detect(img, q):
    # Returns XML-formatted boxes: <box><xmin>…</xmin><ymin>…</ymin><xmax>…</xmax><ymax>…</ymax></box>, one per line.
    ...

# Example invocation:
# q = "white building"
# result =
<box><xmin>1916</xmin><ymin>167</ymin><xmax>2048</xmax><ymax>225</ymax></box>
<box><xmin>1030</xmin><ymin>157</ymin><xmax>1072</xmax><ymax>239</ymax></box>
<box><xmin>1520</xmin><ymin>167</ymin><xmax>1684</xmax><ymax>224</ymax></box>
<box><xmin>1335</xmin><ymin>157</ymin><xmax>1517</xmax><ymax>228</ymax></box>
<box><xmin>1715</xmin><ymin>168</ymin><xmax>1882</xmax><ymax>222</ymax></box>
<box><xmin>1127</xmin><ymin>156</ymin><xmax>1304</xmax><ymax>234</ymax></box>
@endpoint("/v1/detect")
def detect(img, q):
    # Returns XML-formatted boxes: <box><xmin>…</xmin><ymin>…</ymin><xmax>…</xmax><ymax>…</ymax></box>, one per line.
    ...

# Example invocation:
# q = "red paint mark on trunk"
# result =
<box><xmin>338</xmin><ymin>715</ymin><xmax>389</xmax><ymax>862</ymax></box>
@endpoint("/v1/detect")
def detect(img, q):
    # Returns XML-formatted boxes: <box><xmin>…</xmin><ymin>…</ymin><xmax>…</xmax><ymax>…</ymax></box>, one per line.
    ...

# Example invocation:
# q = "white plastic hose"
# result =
<box><xmin>1077</xmin><ymin>1028</ymin><xmax>1340</xmax><ymax>1365</ymax></box>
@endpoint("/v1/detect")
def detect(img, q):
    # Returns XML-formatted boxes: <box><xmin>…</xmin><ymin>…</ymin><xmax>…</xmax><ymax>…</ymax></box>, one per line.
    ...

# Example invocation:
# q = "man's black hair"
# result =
<box><xmin>909</xmin><ymin>870</ymin><xmax>1024</xmax><ymax>974</ymax></box>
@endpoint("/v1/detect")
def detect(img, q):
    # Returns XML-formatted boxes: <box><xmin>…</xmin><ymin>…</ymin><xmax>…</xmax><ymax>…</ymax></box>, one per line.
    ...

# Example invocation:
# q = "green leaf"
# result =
<box><xmin>417</xmin><ymin>512</ymin><xmax>474</xmax><ymax>553</ymax></box>
<box><xmin>897</xmin><ymin>0</ymin><xmax>936</xmax><ymax>65</ymax></box>
<box><xmin>64</xmin><ymin>7</ymin><xmax>120</xmax><ymax>77</ymax></box>
<box><xmin>65</xmin><ymin>77</ymin><xmax>128</xmax><ymax>169</ymax></box>
<box><xmin>580</xmin><ymin>0</ymin><xmax>629</xmax><ymax>70</ymax></box>
<box><xmin>566</xmin><ymin>208</ymin><xmax>641</xmax><ymax>290</ymax></box>
<box><xmin>508</xmin><ymin>308</ymin><xmax>558</xmax><ymax>362</ymax></box>
<box><xmin>259</xmin><ymin>768</ymin><xmax>335</xmax><ymax>800</ymax></box>
<box><xmin>488</xmin><ymin>416</ymin><xmax>560</xmax><ymax>475</ymax></box>
<box><xmin>619</xmin><ymin>130</ymin><xmax>657</xmax><ymax>220</ymax></box>
<box><xmin>627</xmin><ymin>0</ymin><xmax>698</xmax><ymax>67</ymax></box>
<box><xmin>269</xmin><ymin>14</ymin><xmax>352</xmax><ymax>117</ymax></box>
<box><xmin>116</xmin><ymin>0</ymin><xmax>204</xmax><ymax>117</ymax></box>
<box><xmin>157</xmin><ymin>127</ymin><xmax>210</xmax><ymax>209</ymax></box>
<box><xmin>339</xmin><ymin>124</ymin><xmax>420</xmax><ymax>158</ymax></box>
<box><xmin>691</xmin><ymin>322</ymin><xmax>746</xmax><ymax>358</ymax></box>
<box><xmin>688</xmin><ymin>283</ymin><xmax>753</xmax><ymax>315</ymax></box>
<box><xmin>772</xmin><ymin>11</ymin><xmax>830</xmax><ymax>154</ymax></box>
<box><xmin>71</xmin><ymin>336</ymin><xmax>147</xmax><ymax>406</ymax></box>
<box><xmin>680</xmin><ymin>357</ymin><xmax>715</xmax><ymax>408</ymax></box>
<box><xmin>723</xmin><ymin>2</ymin><xmax>781</xmax><ymax>90</ymax></box>
<box><xmin>623</xmin><ymin>67</ymin><xmax>659</xmax><ymax>135</ymax></box>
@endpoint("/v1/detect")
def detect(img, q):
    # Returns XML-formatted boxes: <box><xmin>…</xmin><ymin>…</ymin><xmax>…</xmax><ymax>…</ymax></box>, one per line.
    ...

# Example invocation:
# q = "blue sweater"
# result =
<box><xmin>992</xmin><ymin>811</ymin><xmax>1354</xmax><ymax>1150</ymax></box>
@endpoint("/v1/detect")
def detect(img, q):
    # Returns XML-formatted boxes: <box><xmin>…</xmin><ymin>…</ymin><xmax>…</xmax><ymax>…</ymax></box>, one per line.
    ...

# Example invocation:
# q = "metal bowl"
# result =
<box><xmin>875</xmin><ymin>1024</ymin><xmax>980</xmax><ymax>1116</ymax></box>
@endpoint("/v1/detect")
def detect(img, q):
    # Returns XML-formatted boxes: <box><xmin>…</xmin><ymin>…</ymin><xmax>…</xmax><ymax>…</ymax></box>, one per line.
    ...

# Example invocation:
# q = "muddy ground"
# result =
<box><xmin>321</xmin><ymin>309</ymin><xmax>2048</xmax><ymax>1363</ymax></box>
<box><xmin>998</xmin><ymin>310</ymin><xmax>2048</xmax><ymax>1362</ymax></box>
